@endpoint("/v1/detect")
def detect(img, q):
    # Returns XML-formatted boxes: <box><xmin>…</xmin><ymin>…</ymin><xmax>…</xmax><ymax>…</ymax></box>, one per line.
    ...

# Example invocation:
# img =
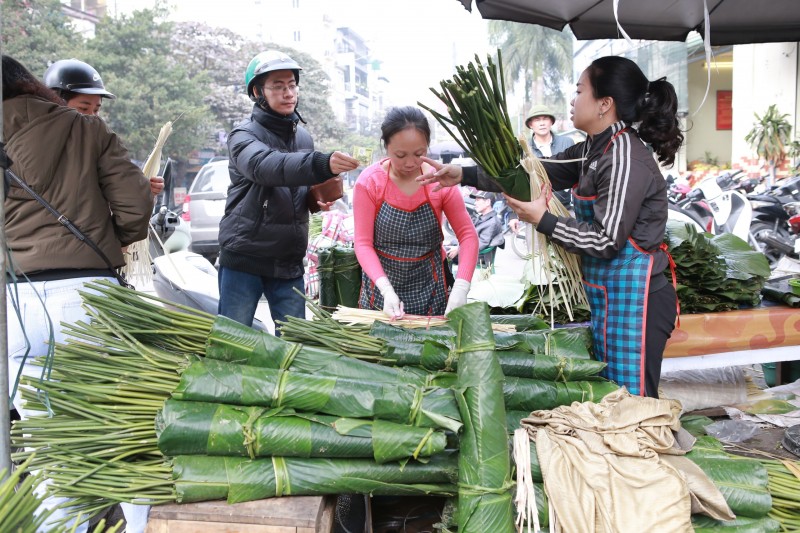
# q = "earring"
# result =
<box><xmin>599</xmin><ymin>112</ymin><xmax>605</xmax><ymax>118</ymax></box>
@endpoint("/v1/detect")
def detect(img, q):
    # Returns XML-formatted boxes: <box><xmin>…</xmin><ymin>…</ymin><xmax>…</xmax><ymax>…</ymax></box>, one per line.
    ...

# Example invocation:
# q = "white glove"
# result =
<box><xmin>445</xmin><ymin>279</ymin><xmax>471</xmax><ymax>315</ymax></box>
<box><xmin>376</xmin><ymin>277</ymin><xmax>405</xmax><ymax>319</ymax></box>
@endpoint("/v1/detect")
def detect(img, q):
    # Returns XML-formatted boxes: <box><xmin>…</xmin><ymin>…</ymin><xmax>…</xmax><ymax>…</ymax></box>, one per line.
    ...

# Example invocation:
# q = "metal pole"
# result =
<box><xmin>0</xmin><ymin>20</ymin><xmax>13</xmax><ymax>480</ymax></box>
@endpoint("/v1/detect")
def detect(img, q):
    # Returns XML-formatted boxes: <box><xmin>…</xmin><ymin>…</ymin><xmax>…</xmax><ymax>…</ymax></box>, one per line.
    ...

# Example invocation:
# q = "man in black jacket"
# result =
<box><xmin>218</xmin><ymin>50</ymin><xmax>358</xmax><ymax>333</ymax></box>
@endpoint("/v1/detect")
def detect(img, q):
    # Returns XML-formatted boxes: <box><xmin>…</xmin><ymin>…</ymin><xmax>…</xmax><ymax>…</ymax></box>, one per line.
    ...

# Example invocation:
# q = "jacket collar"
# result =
<box><xmin>251</xmin><ymin>104</ymin><xmax>300</xmax><ymax>141</ymax></box>
<box><xmin>586</xmin><ymin>121</ymin><xmax>628</xmax><ymax>154</ymax></box>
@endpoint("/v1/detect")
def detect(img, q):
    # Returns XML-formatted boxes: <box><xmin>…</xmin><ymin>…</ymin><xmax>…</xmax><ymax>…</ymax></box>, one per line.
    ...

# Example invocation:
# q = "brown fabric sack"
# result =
<box><xmin>308</xmin><ymin>176</ymin><xmax>344</xmax><ymax>213</ymax></box>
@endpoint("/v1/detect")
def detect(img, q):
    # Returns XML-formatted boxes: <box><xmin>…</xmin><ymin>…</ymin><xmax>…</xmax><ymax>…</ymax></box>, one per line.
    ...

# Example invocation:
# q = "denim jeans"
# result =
<box><xmin>6</xmin><ymin>276</ymin><xmax>150</xmax><ymax>532</ymax></box>
<box><xmin>217</xmin><ymin>267</ymin><xmax>305</xmax><ymax>335</ymax></box>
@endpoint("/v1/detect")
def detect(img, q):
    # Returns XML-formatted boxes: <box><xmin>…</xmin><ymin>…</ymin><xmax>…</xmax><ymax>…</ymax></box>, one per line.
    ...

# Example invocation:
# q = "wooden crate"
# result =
<box><xmin>145</xmin><ymin>496</ymin><xmax>334</xmax><ymax>533</ymax></box>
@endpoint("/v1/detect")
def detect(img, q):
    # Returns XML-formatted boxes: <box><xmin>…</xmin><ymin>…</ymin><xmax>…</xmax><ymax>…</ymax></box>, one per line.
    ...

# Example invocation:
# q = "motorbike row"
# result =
<box><xmin>667</xmin><ymin>170</ymin><xmax>800</xmax><ymax>267</ymax></box>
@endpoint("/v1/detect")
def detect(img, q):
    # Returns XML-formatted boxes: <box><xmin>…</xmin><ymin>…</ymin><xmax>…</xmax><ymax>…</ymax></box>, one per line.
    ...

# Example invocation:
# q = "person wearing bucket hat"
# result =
<box><xmin>523</xmin><ymin>103</ymin><xmax>575</xmax><ymax>215</ymax></box>
<box><xmin>524</xmin><ymin>104</ymin><xmax>574</xmax><ymax>159</ymax></box>
<box><xmin>218</xmin><ymin>50</ymin><xmax>358</xmax><ymax>333</ymax></box>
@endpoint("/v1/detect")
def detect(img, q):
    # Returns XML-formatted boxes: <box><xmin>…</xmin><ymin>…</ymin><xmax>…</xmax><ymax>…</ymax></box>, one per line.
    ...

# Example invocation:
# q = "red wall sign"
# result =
<box><xmin>716</xmin><ymin>90</ymin><xmax>732</xmax><ymax>130</ymax></box>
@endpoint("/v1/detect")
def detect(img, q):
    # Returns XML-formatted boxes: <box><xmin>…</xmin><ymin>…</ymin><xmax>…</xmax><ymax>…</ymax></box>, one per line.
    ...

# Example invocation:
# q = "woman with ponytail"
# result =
<box><xmin>418</xmin><ymin>56</ymin><xmax>683</xmax><ymax>398</ymax></box>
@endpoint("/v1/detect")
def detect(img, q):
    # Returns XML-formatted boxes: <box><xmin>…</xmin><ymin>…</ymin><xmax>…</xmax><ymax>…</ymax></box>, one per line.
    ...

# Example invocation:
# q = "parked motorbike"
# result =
<box><xmin>748</xmin><ymin>175</ymin><xmax>800</xmax><ymax>263</ymax></box>
<box><xmin>149</xmin><ymin>161</ymin><xmax>269</xmax><ymax>331</ymax></box>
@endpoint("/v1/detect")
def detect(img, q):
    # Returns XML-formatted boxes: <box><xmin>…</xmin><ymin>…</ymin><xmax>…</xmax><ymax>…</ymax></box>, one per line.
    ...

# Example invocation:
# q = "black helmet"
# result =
<box><xmin>44</xmin><ymin>59</ymin><xmax>116</xmax><ymax>99</ymax></box>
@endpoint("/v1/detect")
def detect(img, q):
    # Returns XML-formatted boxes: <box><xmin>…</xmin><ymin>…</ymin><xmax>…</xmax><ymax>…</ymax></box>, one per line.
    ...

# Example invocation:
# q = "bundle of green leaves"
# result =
<box><xmin>664</xmin><ymin>221</ymin><xmax>771</xmax><ymax>313</ymax></box>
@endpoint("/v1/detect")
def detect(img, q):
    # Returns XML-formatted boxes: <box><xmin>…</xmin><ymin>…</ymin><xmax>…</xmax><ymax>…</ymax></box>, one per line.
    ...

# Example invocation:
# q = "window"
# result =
<box><xmin>293</xmin><ymin>30</ymin><xmax>301</xmax><ymax>41</ymax></box>
<box><xmin>292</xmin><ymin>0</ymin><xmax>299</xmax><ymax>7</ymax></box>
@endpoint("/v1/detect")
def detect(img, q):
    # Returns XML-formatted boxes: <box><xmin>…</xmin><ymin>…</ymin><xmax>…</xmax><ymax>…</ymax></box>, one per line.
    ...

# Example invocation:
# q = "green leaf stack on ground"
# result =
<box><xmin>665</xmin><ymin>221</ymin><xmax>770</xmax><ymax>313</ymax></box>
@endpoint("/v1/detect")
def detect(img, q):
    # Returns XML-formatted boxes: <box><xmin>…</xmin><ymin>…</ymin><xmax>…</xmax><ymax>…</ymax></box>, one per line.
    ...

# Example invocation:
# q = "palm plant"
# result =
<box><xmin>487</xmin><ymin>21</ymin><xmax>572</xmax><ymax>129</ymax></box>
<box><xmin>745</xmin><ymin>104</ymin><xmax>793</xmax><ymax>186</ymax></box>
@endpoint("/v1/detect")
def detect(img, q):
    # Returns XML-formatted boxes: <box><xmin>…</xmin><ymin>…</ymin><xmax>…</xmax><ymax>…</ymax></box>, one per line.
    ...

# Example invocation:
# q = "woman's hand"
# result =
<box><xmin>150</xmin><ymin>176</ymin><xmax>165</xmax><ymax>197</ymax></box>
<box><xmin>416</xmin><ymin>156</ymin><xmax>463</xmax><ymax>191</ymax></box>
<box><xmin>504</xmin><ymin>184</ymin><xmax>552</xmax><ymax>226</ymax></box>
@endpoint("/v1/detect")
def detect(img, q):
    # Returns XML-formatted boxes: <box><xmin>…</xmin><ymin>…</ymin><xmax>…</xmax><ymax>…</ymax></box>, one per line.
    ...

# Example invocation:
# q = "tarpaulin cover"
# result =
<box><xmin>156</xmin><ymin>400</ymin><xmax>447</xmax><ymax>463</ymax></box>
<box><xmin>448</xmin><ymin>303</ymin><xmax>515</xmax><ymax>533</ymax></box>
<box><xmin>172</xmin><ymin>453</ymin><xmax>459</xmax><ymax>504</ymax></box>
<box><xmin>171</xmin><ymin>360</ymin><xmax>462</xmax><ymax>432</ymax></box>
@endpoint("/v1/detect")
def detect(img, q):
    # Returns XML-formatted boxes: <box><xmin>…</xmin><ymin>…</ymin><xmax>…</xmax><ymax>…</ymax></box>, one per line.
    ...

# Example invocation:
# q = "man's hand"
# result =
<box><xmin>446</xmin><ymin>246</ymin><xmax>459</xmax><ymax>259</ymax></box>
<box><xmin>329</xmin><ymin>151</ymin><xmax>360</xmax><ymax>175</ymax></box>
<box><xmin>416</xmin><ymin>156</ymin><xmax>464</xmax><ymax>191</ymax></box>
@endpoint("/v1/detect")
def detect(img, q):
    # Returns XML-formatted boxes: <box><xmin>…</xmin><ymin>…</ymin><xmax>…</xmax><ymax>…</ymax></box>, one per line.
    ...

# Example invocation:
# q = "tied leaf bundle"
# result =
<box><xmin>448</xmin><ymin>303</ymin><xmax>515</xmax><ymax>532</ymax></box>
<box><xmin>156</xmin><ymin>400</ymin><xmax>447</xmax><ymax>464</ymax></box>
<box><xmin>418</xmin><ymin>52</ymin><xmax>531</xmax><ymax>201</ymax></box>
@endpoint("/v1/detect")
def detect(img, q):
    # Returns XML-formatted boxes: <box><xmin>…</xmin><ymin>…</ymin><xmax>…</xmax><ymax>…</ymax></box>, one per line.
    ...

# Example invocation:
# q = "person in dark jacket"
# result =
<box><xmin>418</xmin><ymin>56</ymin><xmax>683</xmax><ymax>398</ymax></box>
<box><xmin>218</xmin><ymin>50</ymin><xmax>358</xmax><ymax>333</ymax></box>
<box><xmin>44</xmin><ymin>58</ymin><xmax>164</xmax><ymax>198</ymax></box>
<box><xmin>3</xmin><ymin>54</ymin><xmax>152</xmax><ymax>533</ymax></box>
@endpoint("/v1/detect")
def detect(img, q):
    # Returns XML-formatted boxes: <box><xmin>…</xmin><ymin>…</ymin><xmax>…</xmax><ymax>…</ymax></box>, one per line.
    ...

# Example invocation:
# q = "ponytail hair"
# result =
<box><xmin>636</xmin><ymin>77</ymin><xmax>684</xmax><ymax>167</ymax></box>
<box><xmin>587</xmin><ymin>56</ymin><xmax>684</xmax><ymax>167</ymax></box>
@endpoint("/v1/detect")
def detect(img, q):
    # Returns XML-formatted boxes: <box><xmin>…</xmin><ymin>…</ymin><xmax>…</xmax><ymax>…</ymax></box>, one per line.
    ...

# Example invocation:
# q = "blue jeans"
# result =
<box><xmin>217</xmin><ymin>267</ymin><xmax>305</xmax><ymax>336</ymax></box>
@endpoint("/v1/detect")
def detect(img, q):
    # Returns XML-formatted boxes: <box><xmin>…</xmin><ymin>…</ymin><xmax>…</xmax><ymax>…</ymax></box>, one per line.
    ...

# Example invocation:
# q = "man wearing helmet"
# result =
<box><xmin>218</xmin><ymin>50</ymin><xmax>358</xmax><ymax>333</ymax></box>
<box><xmin>44</xmin><ymin>59</ymin><xmax>164</xmax><ymax>197</ymax></box>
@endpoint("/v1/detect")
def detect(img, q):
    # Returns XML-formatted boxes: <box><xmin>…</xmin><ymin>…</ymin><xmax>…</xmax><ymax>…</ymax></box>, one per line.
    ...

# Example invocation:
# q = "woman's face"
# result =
<box><xmin>570</xmin><ymin>69</ymin><xmax>603</xmax><ymax>135</ymax></box>
<box><xmin>385</xmin><ymin>127</ymin><xmax>428</xmax><ymax>178</ymax></box>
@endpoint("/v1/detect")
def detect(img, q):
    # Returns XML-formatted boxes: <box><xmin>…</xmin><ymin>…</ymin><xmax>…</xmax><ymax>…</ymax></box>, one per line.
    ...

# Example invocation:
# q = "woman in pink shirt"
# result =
<box><xmin>353</xmin><ymin>106</ymin><xmax>478</xmax><ymax>318</ymax></box>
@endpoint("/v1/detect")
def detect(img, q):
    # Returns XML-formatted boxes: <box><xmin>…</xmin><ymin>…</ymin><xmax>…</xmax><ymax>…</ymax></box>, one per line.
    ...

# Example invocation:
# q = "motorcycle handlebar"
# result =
<box><xmin>157</xmin><ymin>205</ymin><xmax>168</xmax><ymax>226</ymax></box>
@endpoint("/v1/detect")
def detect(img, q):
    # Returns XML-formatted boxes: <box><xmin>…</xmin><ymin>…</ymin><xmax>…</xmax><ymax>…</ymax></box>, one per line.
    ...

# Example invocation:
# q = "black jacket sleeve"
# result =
<box><xmin>228</xmin><ymin>127</ymin><xmax>334</xmax><ymax>187</ymax></box>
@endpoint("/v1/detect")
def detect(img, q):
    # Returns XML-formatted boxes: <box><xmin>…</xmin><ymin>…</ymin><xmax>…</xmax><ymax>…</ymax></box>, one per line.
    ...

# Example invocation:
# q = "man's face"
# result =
<box><xmin>259</xmin><ymin>70</ymin><xmax>298</xmax><ymax>116</ymax></box>
<box><xmin>475</xmin><ymin>196</ymin><xmax>493</xmax><ymax>214</ymax></box>
<box><xmin>67</xmin><ymin>93</ymin><xmax>103</xmax><ymax>116</ymax></box>
<box><xmin>528</xmin><ymin>115</ymin><xmax>554</xmax><ymax>137</ymax></box>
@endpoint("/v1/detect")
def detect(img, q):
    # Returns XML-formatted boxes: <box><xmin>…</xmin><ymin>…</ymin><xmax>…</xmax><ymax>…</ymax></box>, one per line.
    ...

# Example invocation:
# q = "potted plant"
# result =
<box><xmin>745</xmin><ymin>104</ymin><xmax>793</xmax><ymax>187</ymax></box>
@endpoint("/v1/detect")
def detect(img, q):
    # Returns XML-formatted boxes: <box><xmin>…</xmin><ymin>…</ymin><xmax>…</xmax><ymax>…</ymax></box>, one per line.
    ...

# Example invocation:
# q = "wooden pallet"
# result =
<box><xmin>145</xmin><ymin>496</ymin><xmax>334</xmax><ymax>533</ymax></box>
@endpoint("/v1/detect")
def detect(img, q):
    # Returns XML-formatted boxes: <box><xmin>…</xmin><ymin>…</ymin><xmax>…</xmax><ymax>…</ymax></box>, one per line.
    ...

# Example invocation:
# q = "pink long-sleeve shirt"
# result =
<box><xmin>353</xmin><ymin>160</ymin><xmax>479</xmax><ymax>284</ymax></box>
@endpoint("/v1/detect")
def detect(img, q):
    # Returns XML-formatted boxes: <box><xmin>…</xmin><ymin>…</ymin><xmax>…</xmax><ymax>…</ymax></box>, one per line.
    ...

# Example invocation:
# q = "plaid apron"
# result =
<box><xmin>573</xmin><ymin>129</ymin><xmax>653</xmax><ymax>395</ymax></box>
<box><xmin>359</xmin><ymin>175</ymin><xmax>447</xmax><ymax>316</ymax></box>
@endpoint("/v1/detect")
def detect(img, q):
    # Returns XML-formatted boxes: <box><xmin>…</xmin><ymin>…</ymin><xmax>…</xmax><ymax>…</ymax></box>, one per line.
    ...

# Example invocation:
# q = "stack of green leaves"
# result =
<box><xmin>665</xmin><ymin>221</ymin><xmax>771</xmax><ymax>313</ymax></box>
<box><xmin>11</xmin><ymin>285</ymin><xmax>462</xmax><ymax>522</ymax></box>
<box><xmin>418</xmin><ymin>52</ymin><xmax>532</xmax><ymax>201</ymax></box>
<box><xmin>172</xmin><ymin>454</ymin><xmax>459</xmax><ymax>503</ymax></box>
<box><xmin>448</xmin><ymin>303</ymin><xmax>515</xmax><ymax>532</ymax></box>
<box><xmin>156</xmin><ymin>400</ymin><xmax>448</xmax><ymax>463</ymax></box>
